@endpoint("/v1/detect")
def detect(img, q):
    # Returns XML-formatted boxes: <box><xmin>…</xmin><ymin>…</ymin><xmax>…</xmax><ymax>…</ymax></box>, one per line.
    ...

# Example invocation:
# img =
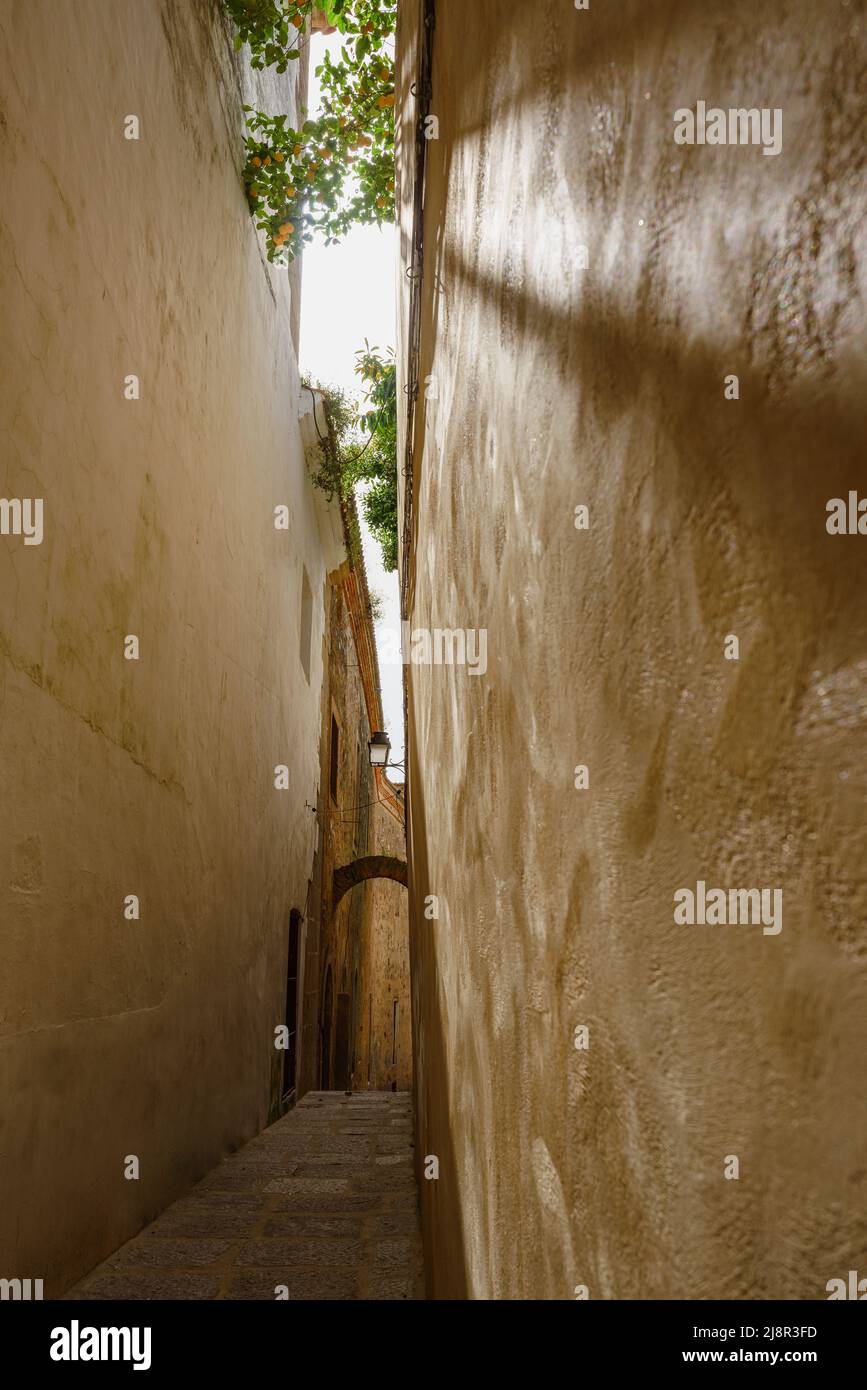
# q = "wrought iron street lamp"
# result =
<box><xmin>368</xmin><ymin>730</ymin><xmax>391</xmax><ymax>768</ymax></box>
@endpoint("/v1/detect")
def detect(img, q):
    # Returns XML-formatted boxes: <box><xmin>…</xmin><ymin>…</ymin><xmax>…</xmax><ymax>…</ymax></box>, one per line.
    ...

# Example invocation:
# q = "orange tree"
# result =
<box><xmin>223</xmin><ymin>1</ymin><xmax>396</xmax><ymax>262</ymax></box>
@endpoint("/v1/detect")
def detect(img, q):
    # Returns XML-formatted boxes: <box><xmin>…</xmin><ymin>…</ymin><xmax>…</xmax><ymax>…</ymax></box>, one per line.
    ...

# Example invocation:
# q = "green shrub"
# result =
<box><xmin>306</xmin><ymin>343</ymin><xmax>398</xmax><ymax>572</ymax></box>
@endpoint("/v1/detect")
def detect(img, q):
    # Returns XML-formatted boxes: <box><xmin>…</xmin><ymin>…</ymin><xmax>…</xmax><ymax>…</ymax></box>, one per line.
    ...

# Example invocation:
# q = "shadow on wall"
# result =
<box><xmin>401</xmin><ymin>0</ymin><xmax>866</xmax><ymax>1301</ymax></box>
<box><xmin>436</xmin><ymin>239</ymin><xmax>865</xmax><ymax>598</ymax></box>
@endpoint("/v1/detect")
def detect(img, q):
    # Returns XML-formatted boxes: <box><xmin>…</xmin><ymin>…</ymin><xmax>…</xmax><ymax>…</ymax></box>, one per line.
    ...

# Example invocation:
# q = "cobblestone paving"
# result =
<box><xmin>67</xmin><ymin>1091</ymin><xmax>423</xmax><ymax>1300</ymax></box>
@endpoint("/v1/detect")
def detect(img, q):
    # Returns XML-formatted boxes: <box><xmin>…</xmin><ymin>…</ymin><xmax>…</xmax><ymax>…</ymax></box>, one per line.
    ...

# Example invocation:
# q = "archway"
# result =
<box><xmin>332</xmin><ymin>855</ymin><xmax>407</xmax><ymax>911</ymax></box>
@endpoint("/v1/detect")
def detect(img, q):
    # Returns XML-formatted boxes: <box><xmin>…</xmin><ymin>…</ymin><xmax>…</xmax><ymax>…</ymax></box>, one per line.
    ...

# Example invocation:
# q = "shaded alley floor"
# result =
<box><xmin>67</xmin><ymin>1091</ymin><xmax>423</xmax><ymax>1300</ymax></box>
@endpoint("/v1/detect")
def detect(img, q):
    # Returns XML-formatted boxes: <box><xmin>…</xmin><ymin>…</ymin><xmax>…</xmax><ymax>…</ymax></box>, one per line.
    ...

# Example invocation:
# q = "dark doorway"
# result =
<box><xmin>335</xmin><ymin>992</ymin><xmax>351</xmax><ymax>1090</ymax></box>
<box><xmin>282</xmin><ymin>909</ymin><xmax>302</xmax><ymax>1104</ymax></box>
<box><xmin>329</xmin><ymin>714</ymin><xmax>339</xmax><ymax>802</ymax></box>
<box><xmin>321</xmin><ymin>965</ymin><xmax>333</xmax><ymax>1089</ymax></box>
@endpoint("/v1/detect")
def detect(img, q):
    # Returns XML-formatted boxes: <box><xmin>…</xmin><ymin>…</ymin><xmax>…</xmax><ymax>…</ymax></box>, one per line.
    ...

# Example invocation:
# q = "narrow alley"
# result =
<box><xmin>2</xmin><ymin>0</ymin><xmax>866</xmax><ymax>1345</ymax></box>
<box><xmin>67</xmin><ymin>1092</ymin><xmax>422</xmax><ymax>1301</ymax></box>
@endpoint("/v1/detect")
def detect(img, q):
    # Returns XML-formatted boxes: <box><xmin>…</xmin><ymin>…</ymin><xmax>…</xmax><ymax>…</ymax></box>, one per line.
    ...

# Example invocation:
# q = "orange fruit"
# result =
<box><xmin>252</xmin><ymin>156</ymin><xmax>262</xmax><ymax>167</ymax></box>
<box><xmin>378</xmin><ymin>94</ymin><xmax>395</xmax><ymax>108</ymax></box>
<box><xmin>291</xmin><ymin>13</ymin><xmax>303</xmax><ymax>28</ymax></box>
<box><xmin>285</xmin><ymin>185</ymin><xmax>296</xmax><ymax>197</ymax></box>
<box><xmin>264</xmin><ymin>156</ymin><xmax>272</xmax><ymax>165</ymax></box>
<box><xmin>379</xmin><ymin>67</ymin><xmax>390</xmax><ymax>81</ymax></box>
<box><xmin>294</xmin><ymin>143</ymin><xmax>302</xmax><ymax>156</ymax></box>
<box><xmin>274</xmin><ymin>151</ymin><xmax>284</xmax><ymax>163</ymax></box>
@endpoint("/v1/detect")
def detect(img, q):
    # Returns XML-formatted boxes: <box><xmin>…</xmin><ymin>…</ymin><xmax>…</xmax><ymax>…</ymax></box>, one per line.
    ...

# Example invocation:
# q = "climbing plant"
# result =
<box><xmin>223</xmin><ymin>0</ymin><xmax>397</xmax><ymax>262</ymax></box>
<box><xmin>306</xmin><ymin>343</ymin><xmax>398</xmax><ymax>572</ymax></box>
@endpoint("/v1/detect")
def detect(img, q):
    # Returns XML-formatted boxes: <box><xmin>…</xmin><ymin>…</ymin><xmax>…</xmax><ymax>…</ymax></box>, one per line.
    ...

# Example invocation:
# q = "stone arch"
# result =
<box><xmin>332</xmin><ymin>855</ymin><xmax>408</xmax><ymax>911</ymax></box>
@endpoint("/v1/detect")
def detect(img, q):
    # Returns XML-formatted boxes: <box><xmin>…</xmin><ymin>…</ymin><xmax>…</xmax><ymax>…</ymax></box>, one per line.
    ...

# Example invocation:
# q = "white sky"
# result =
<box><xmin>299</xmin><ymin>32</ymin><xmax>404</xmax><ymax>780</ymax></box>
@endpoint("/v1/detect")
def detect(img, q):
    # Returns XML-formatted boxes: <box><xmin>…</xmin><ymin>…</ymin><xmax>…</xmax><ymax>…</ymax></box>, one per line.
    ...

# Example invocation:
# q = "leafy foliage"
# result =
<box><xmin>224</xmin><ymin>1</ymin><xmax>397</xmax><ymax>262</ymax></box>
<box><xmin>306</xmin><ymin>344</ymin><xmax>398</xmax><ymax>572</ymax></box>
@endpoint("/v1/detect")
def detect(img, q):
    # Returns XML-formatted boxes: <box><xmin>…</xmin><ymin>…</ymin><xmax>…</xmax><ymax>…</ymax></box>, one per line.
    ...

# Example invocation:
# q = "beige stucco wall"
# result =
<box><xmin>0</xmin><ymin>0</ymin><xmax>330</xmax><ymax>1294</ymax></box>
<box><xmin>399</xmin><ymin>0</ymin><xmax>867</xmax><ymax>1299</ymax></box>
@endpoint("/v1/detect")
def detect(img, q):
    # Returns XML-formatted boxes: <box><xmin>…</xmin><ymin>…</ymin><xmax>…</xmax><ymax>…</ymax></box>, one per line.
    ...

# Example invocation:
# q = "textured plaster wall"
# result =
<box><xmin>0</xmin><ymin>0</ymin><xmax>326</xmax><ymax>1293</ymax></box>
<box><xmin>399</xmin><ymin>0</ymin><xmax>867</xmax><ymax>1299</ymax></box>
